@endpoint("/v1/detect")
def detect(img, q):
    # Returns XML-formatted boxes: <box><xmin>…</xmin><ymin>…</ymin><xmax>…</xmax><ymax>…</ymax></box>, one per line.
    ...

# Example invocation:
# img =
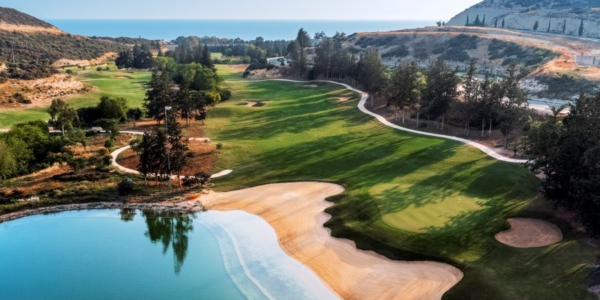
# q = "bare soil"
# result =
<box><xmin>118</xmin><ymin>141</ymin><xmax>217</xmax><ymax>176</ymax></box>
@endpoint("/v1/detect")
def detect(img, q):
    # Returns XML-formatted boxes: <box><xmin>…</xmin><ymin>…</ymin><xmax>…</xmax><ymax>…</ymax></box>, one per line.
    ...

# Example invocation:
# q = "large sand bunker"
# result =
<box><xmin>201</xmin><ymin>182</ymin><xmax>463</xmax><ymax>300</ymax></box>
<box><xmin>495</xmin><ymin>218</ymin><xmax>563</xmax><ymax>248</ymax></box>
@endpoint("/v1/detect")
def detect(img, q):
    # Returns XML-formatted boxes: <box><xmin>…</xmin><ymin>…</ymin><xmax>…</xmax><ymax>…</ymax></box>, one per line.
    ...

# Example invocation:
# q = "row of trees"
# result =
<box><xmin>525</xmin><ymin>93</ymin><xmax>600</xmax><ymax>236</ymax></box>
<box><xmin>115</xmin><ymin>44</ymin><xmax>155</xmax><ymax>69</ymax></box>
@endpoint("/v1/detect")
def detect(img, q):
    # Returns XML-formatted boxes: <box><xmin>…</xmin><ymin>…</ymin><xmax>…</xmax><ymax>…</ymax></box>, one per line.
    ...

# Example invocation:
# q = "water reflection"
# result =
<box><xmin>119</xmin><ymin>208</ymin><xmax>194</xmax><ymax>275</ymax></box>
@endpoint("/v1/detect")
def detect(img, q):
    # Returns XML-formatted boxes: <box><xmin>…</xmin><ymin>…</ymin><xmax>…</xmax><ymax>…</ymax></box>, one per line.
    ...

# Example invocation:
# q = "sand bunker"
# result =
<box><xmin>304</xmin><ymin>84</ymin><xmax>319</xmax><ymax>88</ymax></box>
<box><xmin>246</xmin><ymin>101</ymin><xmax>257</xmax><ymax>107</ymax></box>
<box><xmin>201</xmin><ymin>182</ymin><xmax>463</xmax><ymax>300</ymax></box>
<box><xmin>495</xmin><ymin>218</ymin><xmax>563</xmax><ymax>248</ymax></box>
<box><xmin>337</xmin><ymin>97</ymin><xmax>349</xmax><ymax>102</ymax></box>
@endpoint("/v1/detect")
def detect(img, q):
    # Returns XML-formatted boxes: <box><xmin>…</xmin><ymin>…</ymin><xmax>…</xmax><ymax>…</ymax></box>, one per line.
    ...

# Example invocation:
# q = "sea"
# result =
<box><xmin>46</xmin><ymin>19</ymin><xmax>434</xmax><ymax>41</ymax></box>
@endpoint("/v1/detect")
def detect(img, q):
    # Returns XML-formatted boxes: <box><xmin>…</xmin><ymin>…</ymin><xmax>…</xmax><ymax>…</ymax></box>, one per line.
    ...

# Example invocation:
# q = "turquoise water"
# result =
<box><xmin>0</xmin><ymin>210</ymin><xmax>246</xmax><ymax>300</ymax></box>
<box><xmin>46</xmin><ymin>19</ymin><xmax>434</xmax><ymax>40</ymax></box>
<box><xmin>0</xmin><ymin>209</ymin><xmax>337</xmax><ymax>300</ymax></box>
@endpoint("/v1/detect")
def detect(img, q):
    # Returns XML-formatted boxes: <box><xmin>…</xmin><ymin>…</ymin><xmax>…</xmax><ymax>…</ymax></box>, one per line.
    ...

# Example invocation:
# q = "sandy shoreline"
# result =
<box><xmin>201</xmin><ymin>182</ymin><xmax>463</xmax><ymax>300</ymax></box>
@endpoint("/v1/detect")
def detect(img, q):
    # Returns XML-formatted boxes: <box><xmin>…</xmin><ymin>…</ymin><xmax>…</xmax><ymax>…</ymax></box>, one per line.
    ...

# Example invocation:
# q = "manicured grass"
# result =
<box><xmin>0</xmin><ymin>108</ymin><xmax>50</xmax><ymax>128</ymax></box>
<box><xmin>216</xmin><ymin>64</ymin><xmax>246</xmax><ymax>82</ymax></box>
<box><xmin>71</xmin><ymin>70</ymin><xmax>151</xmax><ymax>109</ymax></box>
<box><xmin>206</xmin><ymin>66</ymin><xmax>598</xmax><ymax>299</ymax></box>
<box><xmin>211</xmin><ymin>52</ymin><xmax>223</xmax><ymax>59</ymax></box>
<box><xmin>0</xmin><ymin>69</ymin><xmax>151</xmax><ymax>128</ymax></box>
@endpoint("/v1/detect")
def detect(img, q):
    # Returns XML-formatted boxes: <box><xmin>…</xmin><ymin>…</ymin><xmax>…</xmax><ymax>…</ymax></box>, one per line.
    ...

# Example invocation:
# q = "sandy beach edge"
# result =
<box><xmin>200</xmin><ymin>182</ymin><xmax>464</xmax><ymax>300</ymax></box>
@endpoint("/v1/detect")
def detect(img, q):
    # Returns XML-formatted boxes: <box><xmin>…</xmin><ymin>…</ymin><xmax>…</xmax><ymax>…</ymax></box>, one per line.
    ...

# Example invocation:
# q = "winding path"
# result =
<box><xmin>241</xmin><ymin>79</ymin><xmax>528</xmax><ymax>164</ymax></box>
<box><xmin>111</xmin><ymin>131</ymin><xmax>232</xmax><ymax>179</ymax></box>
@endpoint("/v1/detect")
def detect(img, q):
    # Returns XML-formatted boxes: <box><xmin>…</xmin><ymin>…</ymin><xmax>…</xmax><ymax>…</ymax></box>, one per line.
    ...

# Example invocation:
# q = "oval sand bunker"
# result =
<box><xmin>495</xmin><ymin>218</ymin><xmax>563</xmax><ymax>248</ymax></box>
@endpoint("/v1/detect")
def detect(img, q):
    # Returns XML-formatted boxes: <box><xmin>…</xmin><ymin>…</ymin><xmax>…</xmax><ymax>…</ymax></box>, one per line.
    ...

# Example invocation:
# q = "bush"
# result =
<box><xmin>216</xmin><ymin>143</ymin><xmax>223</xmax><ymax>150</ymax></box>
<box><xmin>117</xmin><ymin>178</ymin><xmax>134</xmax><ymax>196</ymax></box>
<box><xmin>182</xmin><ymin>172</ymin><xmax>211</xmax><ymax>187</ymax></box>
<box><xmin>266</xmin><ymin>64</ymin><xmax>276</xmax><ymax>71</ymax></box>
<box><xmin>52</xmin><ymin>172</ymin><xmax>110</xmax><ymax>182</ymax></box>
<box><xmin>104</xmin><ymin>139</ymin><xmax>114</xmax><ymax>148</ymax></box>
<box><xmin>382</xmin><ymin>45</ymin><xmax>409</xmax><ymax>58</ymax></box>
<box><xmin>96</xmin><ymin>67</ymin><xmax>102</xmax><ymax>72</ymax></box>
<box><xmin>66</xmin><ymin>69</ymin><xmax>73</xmax><ymax>74</ymax></box>
<box><xmin>243</xmin><ymin>71</ymin><xmax>250</xmax><ymax>78</ymax></box>
<box><xmin>440</xmin><ymin>48</ymin><xmax>471</xmax><ymax>62</ymax></box>
<box><xmin>219</xmin><ymin>89</ymin><xmax>232</xmax><ymax>101</ymax></box>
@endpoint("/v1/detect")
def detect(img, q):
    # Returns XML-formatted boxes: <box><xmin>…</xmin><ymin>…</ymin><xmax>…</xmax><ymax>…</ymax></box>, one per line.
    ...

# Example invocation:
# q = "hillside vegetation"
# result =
<box><xmin>0</xmin><ymin>7</ymin><xmax>127</xmax><ymax>80</ymax></box>
<box><xmin>0</xmin><ymin>7</ymin><xmax>55</xmax><ymax>28</ymax></box>
<box><xmin>448</xmin><ymin>0</ymin><xmax>600</xmax><ymax>39</ymax></box>
<box><xmin>347</xmin><ymin>32</ymin><xmax>556</xmax><ymax>75</ymax></box>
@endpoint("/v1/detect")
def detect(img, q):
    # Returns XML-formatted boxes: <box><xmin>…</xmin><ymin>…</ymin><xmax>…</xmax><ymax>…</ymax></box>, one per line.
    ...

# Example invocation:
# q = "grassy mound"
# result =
<box><xmin>0</xmin><ymin>69</ymin><xmax>151</xmax><ymax>128</ymax></box>
<box><xmin>206</xmin><ymin>66</ymin><xmax>597</xmax><ymax>300</ymax></box>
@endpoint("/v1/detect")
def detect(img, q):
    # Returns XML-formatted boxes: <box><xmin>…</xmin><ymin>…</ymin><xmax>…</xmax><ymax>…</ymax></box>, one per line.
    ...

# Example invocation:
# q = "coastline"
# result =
<box><xmin>200</xmin><ymin>182</ymin><xmax>464</xmax><ymax>300</ymax></box>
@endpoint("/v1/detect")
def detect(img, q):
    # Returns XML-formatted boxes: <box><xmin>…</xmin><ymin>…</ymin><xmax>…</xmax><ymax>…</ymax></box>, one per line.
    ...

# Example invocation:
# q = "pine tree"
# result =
<box><xmin>200</xmin><ymin>45</ymin><xmax>214</xmax><ymax>69</ymax></box>
<box><xmin>474</xmin><ymin>15</ymin><xmax>481</xmax><ymax>26</ymax></box>
<box><xmin>165</xmin><ymin>112</ymin><xmax>189</xmax><ymax>185</ymax></box>
<box><xmin>144</xmin><ymin>70</ymin><xmax>176</xmax><ymax>124</ymax></box>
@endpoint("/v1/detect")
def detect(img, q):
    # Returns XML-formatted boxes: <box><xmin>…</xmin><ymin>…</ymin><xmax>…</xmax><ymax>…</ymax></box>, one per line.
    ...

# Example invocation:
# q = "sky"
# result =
<box><xmin>3</xmin><ymin>0</ymin><xmax>482</xmax><ymax>21</ymax></box>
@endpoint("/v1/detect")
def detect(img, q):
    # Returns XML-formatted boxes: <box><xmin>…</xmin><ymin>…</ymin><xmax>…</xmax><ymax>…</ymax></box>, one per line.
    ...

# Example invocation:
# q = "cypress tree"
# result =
<box><xmin>474</xmin><ymin>15</ymin><xmax>481</xmax><ymax>26</ymax></box>
<box><xmin>533</xmin><ymin>20</ymin><xmax>539</xmax><ymax>31</ymax></box>
<box><xmin>495</xmin><ymin>18</ymin><xmax>498</xmax><ymax>27</ymax></box>
<box><xmin>579</xmin><ymin>19</ymin><xmax>584</xmax><ymax>36</ymax></box>
<box><xmin>482</xmin><ymin>15</ymin><xmax>486</xmax><ymax>27</ymax></box>
<box><xmin>502</xmin><ymin>18</ymin><xmax>505</xmax><ymax>28</ymax></box>
<box><xmin>547</xmin><ymin>19</ymin><xmax>551</xmax><ymax>32</ymax></box>
<box><xmin>466</xmin><ymin>15</ymin><xmax>470</xmax><ymax>26</ymax></box>
<box><xmin>563</xmin><ymin>20</ymin><xmax>567</xmax><ymax>34</ymax></box>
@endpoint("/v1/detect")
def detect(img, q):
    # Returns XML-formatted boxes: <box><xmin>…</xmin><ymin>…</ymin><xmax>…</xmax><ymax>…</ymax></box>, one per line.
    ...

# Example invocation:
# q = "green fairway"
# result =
<box><xmin>206</xmin><ymin>67</ymin><xmax>598</xmax><ymax>299</ymax></box>
<box><xmin>0</xmin><ymin>70</ymin><xmax>151</xmax><ymax>128</ymax></box>
<box><xmin>71</xmin><ymin>70</ymin><xmax>151</xmax><ymax>109</ymax></box>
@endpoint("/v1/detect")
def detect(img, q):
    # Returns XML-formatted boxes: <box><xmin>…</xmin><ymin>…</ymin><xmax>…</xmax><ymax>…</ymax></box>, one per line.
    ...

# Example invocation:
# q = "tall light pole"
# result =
<box><xmin>165</xmin><ymin>106</ymin><xmax>172</xmax><ymax>193</ymax></box>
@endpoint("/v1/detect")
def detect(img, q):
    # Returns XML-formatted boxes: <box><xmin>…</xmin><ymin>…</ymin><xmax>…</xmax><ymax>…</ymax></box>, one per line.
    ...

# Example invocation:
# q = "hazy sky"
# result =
<box><xmin>4</xmin><ymin>0</ymin><xmax>481</xmax><ymax>20</ymax></box>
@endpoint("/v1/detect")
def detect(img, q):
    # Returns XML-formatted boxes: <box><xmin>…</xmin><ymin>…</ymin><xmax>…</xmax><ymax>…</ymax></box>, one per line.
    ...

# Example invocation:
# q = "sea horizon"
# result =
<box><xmin>46</xmin><ymin>19</ymin><xmax>436</xmax><ymax>41</ymax></box>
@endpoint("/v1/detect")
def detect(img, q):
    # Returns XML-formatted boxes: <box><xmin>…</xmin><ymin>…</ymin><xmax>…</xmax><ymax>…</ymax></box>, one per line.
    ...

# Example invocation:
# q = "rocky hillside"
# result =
<box><xmin>347</xmin><ymin>31</ymin><xmax>556</xmax><ymax>76</ymax></box>
<box><xmin>0</xmin><ymin>7</ymin><xmax>127</xmax><ymax>80</ymax></box>
<box><xmin>0</xmin><ymin>7</ymin><xmax>56</xmax><ymax>29</ymax></box>
<box><xmin>447</xmin><ymin>0</ymin><xmax>600</xmax><ymax>38</ymax></box>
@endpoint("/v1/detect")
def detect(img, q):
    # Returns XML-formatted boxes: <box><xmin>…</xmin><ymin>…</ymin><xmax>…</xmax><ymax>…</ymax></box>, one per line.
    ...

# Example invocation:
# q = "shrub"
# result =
<box><xmin>66</xmin><ymin>69</ymin><xmax>73</xmax><ymax>74</ymax></box>
<box><xmin>440</xmin><ymin>48</ymin><xmax>471</xmax><ymax>62</ymax></box>
<box><xmin>382</xmin><ymin>45</ymin><xmax>409</xmax><ymax>58</ymax></box>
<box><xmin>182</xmin><ymin>172</ymin><xmax>211</xmax><ymax>187</ymax></box>
<box><xmin>96</xmin><ymin>67</ymin><xmax>102</xmax><ymax>72</ymax></box>
<box><xmin>104</xmin><ymin>139</ymin><xmax>114</xmax><ymax>149</ymax></box>
<box><xmin>216</xmin><ymin>143</ymin><xmax>223</xmax><ymax>150</ymax></box>
<box><xmin>52</xmin><ymin>172</ymin><xmax>110</xmax><ymax>182</ymax></box>
<box><xmin>243</xmin><ymin>71</ymin><xmax>250</xmax><ymax>78</ymax></box>
<box><xmin>219</xmin><ymin>89</ymin><xmax>232</xmax><ymax>101</ymax></box>
<box><xmin>118</xmin><ymin>178</ymin><xmax>134</xmax><ymax>196</ymax></box>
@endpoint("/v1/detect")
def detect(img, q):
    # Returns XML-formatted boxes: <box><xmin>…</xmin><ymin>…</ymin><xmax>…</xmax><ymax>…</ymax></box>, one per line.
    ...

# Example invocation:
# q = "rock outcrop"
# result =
<box><xmin>448</xmin><ymin>0</ymin><xmax>600</xmax><ymax>39</ymax></box>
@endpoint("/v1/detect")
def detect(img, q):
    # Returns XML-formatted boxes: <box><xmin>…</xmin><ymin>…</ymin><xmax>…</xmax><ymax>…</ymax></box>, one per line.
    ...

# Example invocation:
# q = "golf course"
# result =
<box><xmin>1</xmin><ymin>64</ymin><xmax>597</xmax><ymax>299</ymax></box>
<box><xmin>205</xmin><ymin>65</ymin><xmax>597</xmax><ymax>299</ymax></box>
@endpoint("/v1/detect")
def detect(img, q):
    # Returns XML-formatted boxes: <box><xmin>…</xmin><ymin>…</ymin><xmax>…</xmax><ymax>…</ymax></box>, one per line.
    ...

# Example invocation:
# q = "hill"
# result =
<box><xmin>346</xmin><ymin>26</ymin><xmax>600</xmax><ymax>100</ymax></box>
<box><xmin>0</xmin><ymin>7</ymin><xmax>127</xmax><ymax>80</ymax></box>
<box><xmin>447</xmin><ymin>0</ymin><xmax>600</xmax><ymax>39</ymax></box>
<box><xmin>0</xmin><ymin>7</ymin><xmax>57</xmax><ymax>29</ymax></box>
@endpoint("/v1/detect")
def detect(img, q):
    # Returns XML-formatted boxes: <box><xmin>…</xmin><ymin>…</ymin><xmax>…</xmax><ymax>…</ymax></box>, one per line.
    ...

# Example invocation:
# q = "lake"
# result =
<box><xmin>0</xmin><ymin>209</ymin><xmax>337</xmax><ymax>300</ymax></box>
